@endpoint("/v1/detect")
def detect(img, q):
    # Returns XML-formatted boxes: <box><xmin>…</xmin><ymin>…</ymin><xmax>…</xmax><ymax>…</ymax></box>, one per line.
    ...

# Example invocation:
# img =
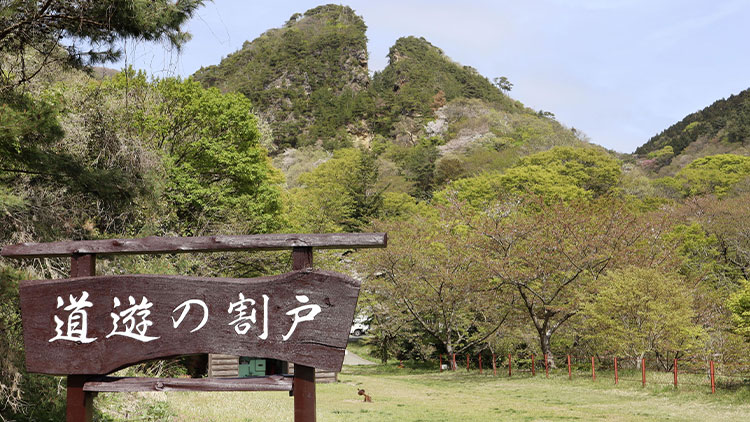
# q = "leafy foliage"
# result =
<box><xmin>580</xmin><ymin>267</ymin><xmax>705</xmax><ymax>361</ymax></box>
<box><xmin>194</xmin><ymin>4</ymin><xmax>370</xmax><ymax>149</ymax></box>
<box><xmin>658</xmin><ymin>153</ymin><xmax>750</xmax><ymax>198</ymax></box>
<box><xmin>372</xmin><ymin>36</ymin><xmax>522</xmax><ymax>127</ymax></box>
<box><xmin>637</xmin><ymin>87</ymin><xmax>750</xmax><ymax>156</ymax></box>
<box><xmin>0</xmin><ymin>0</ymin><xmax>204</xmax><ymax>88</ymax></box>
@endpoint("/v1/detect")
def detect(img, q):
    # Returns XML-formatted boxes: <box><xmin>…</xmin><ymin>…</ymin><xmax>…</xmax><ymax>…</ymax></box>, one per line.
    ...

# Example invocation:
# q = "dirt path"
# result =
<box><xmin>343</xmin><ymin>350</ymin><xmax>376</xmax><ymax>365</ymax></box>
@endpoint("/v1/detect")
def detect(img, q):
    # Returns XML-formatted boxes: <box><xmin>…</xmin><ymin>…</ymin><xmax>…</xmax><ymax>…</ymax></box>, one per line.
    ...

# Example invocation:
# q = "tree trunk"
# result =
<box><xmin>539</xmin><ymin>331</ymin><xmax>556</xmax><ymax>368</ymax></box>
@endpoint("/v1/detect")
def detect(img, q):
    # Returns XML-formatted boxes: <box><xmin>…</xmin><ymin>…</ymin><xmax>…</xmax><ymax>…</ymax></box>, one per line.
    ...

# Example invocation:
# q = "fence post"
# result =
<box><xmin>591</xmin><ymin>356</ymin><xmax>596</xmax><ymax>382</ymax></box>
<box><xmin>479</xmin><ymin>354</ymin><xmax>483</xmax><ymax>374</ymax></box>
<box><xmin>440</xmin><ymin>354</ymin><xmax>443</xmax><ymax>372</ymax></box>
<box><xmin>673</xmin><ymin>358</ymin><xmax>678</xmax><ymax>388</ymax></box>
<box><xmin>492</xmin><ymin>353</ymin><xmax>497</xmax><ymax>376</ymax></box>
<box><xmin>452</xmin><ymin>353</ymin><xmax>456</xmax><ymax>371</ymax></box>
<box><xmin>567</xmin><ymin>355</ymin><xmax>571</xmax><ymax>380</ymax></box>
<box><xmin>710</xmin><ymin>360</ymin><xmax>715</xmax><ymax>394</ymax></box>
<box><xmin>531</xmin><ymin>354</ymin><xmax>535</xmax><ymax>376</ymax></box>
<box><xmin>614</xmin><ymin>357</ymin><xmax>618</xmax><ymax>385</ymax></box>
<box><xmin>544</xmin><ymin>354</ymin><xmax>549</xmax><ymax>378</ymax></box>
<box><xmin>466</xmin><ymin>354</ymin><xmax>469</xmax><ymax>371</ymax></box>
<box><xmin>641</xmin><ymin>358</ymin><xmax>646</xmax><ymax>388</ymax></box>
<box><xmin>508</xmin><ymin>353</ymin><xmax>512</xmax><ymax>377</ymax></box>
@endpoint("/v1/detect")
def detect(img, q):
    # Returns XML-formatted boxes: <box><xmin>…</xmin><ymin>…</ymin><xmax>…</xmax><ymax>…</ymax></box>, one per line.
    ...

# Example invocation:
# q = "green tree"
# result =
<box><xmin>459</xmin><ymin>195</ymin><xmax>673</xmax><ymax>366</ymax></box>
<box><xmin>662</xmin><ymin>154</ymin><xmax>750</xmax><ymax>198</ymax></box>
<box><xmin>0</xmin><ymin>0</ymin><xmax>204</xmax><ymax>88</ymax></box>
<box><xmin>126</xmin><ymin>75</ymin><xmax>284</xmax><ymax>234</ymax></box>
<box><xmin>580</xmin><ymin>267</ymin><xmax>705</xmax><ymax>368</ymax></box>
<box><xmin>359</xmin><ymin>210</ymin><xmax>515</xmax><ymax>363</ymax></box>
<box><xmin>437</xmin><ymin>146</ymin><xmax>622</xmax><ymax>207</ymax></box>
<box><xmin>287</xmin><ymin>148</ymin><xmax>383</xmax><ymax>232</ymax></box>
<box><xmin>728</xmin><ymin>280</ymin><xmax>750</xmax><ymax>338</ymax></box>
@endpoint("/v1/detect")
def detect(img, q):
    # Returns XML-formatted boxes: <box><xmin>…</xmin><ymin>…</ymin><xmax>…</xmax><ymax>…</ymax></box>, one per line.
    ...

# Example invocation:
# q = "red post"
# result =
<box><xmin>492</xmin><ymin>353</ymin><xmax>497</xmax><ymax>376</ymax></box>
<box><xmin>293</xmin><ymin>247</ymin><xmax>317</xmax><ymax>422</ymax></box>
<box><xmin>544</xmin><ymin>354</ymin><xmax>549</xmax><ymax>378</ymax></box>
<box><xmin>641</xmin><ymin>358</ymin><xmax>646</xmax><ymax>388</ymax></box>
<box><xmin>452</xmin><ymin>353</ymin><xmax>456</xmax><ymax>371</ymax></box>
<box><xmin>591</xmin><ymin>356</ymin><xmax>596</xmax><ymax>382</ymax></box>
<box><xmin>614</xmin><ymin>357</ymin><xmax>618</xmax><ymax>385</ymax></box>
<box><xmin>67</xmin><ymin>253</ymin><xmax>96</xmax><ymax>422</ymax></box>
<box><xmin>479</xmin><ymin>354</ymin><xmax>483</xmax><ymax>374</ymax></box>
<box><xmin>531</xmin><ymin>354</ymin><xmax>536</xmax><ymax>376</ymax></box>
<box><xmin>508</xmin><ymin>353</ymin><xmax>512</xmax><ymax>377</ymax></box>
<box><xmin>567</xmin><ymin>355</ymin><xmax>571</xmax><ymax>379</ymax></box>
<box><xmin>673</xmin><ymin>358</ymin><xmax>678</xmax><ymax>388</ymax></box>
<box><xmin>466</xmin><ymin>353</ymin><xmax>470</xmax><ymax>371</ymax></box>
<box><xmin>440</xmin><ymin>354</ymin><xmax>443</xmax><ymax>372</ymax></box>
<box><xmin>710</xmin><ymin>360</ymin><xmax>715</xmax><ymax>394</ymax></box>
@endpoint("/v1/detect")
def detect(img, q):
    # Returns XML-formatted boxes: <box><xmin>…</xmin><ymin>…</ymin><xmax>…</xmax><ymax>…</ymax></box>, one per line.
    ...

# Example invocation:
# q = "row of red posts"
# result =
<box><xmin>438</xmin><ymin>354</ymin><xmax>719</xmax><ymax>393</ymax></box>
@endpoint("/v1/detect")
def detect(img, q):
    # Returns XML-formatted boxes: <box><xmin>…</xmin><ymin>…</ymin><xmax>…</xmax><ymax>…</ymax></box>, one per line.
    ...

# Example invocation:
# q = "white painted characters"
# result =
<box><xmin>228</xmin><ymin>293</ymin><xmax>269</xmax><ymax>339</ymax></box>
<box><xmin>49</xmin><ymin>291</ymin><xmax>97</xmax><ymax>343</ymax></box>
<box><xmin>106</xmin><ymin>296</ymin><xmax>160</xmax><ymax>342</ymax></box>
<box><xmin>282</xmin><ymin>295</ymin><xmax>321</xmax><ymax>341</ymax></box>
<box><xmin>48</xmin><ymin>291</ymin><xmax>323</xmax><ymax>343</ymax></box>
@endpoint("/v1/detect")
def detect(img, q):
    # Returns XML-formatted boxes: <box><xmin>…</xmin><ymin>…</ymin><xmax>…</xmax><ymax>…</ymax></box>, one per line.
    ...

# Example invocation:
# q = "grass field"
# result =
<box><xmin>94</xmin><ymin>340</ymin><xmax>750</xmax><ymax>421</ymax></box>
<box><xmin>152</xmin><ymin>365</ymin><xmax>750</xmax><ymax>422</ymax></box>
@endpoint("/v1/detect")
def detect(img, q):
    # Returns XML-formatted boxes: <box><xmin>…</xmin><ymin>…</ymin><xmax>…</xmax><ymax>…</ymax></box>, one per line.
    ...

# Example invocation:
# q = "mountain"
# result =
<box><xmin>195</xmin><ymin>3</ymin><xmax>586</xmax><ymax>195</ymax></box>
<box><xmin>194</xmin><ymin>5</ymin><xmax>370</xmax><ymax>149</ymax></box>
<box><xmin>636</xmin><ymin>88</ymin><xmax>750</xmax><ymax>172</ymax></box>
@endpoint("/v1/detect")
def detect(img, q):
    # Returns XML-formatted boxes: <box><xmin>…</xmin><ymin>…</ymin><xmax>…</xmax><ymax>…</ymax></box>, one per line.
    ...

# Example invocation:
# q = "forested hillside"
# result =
<box><xmin>2</xmin><ymin>3</ymin><xmax>750</xmax><ymax>420</ymax></box>
<box><xmin>636</xmin><ymin>87</ymin><xmax>750</xmax><ymax>174</ymax></box>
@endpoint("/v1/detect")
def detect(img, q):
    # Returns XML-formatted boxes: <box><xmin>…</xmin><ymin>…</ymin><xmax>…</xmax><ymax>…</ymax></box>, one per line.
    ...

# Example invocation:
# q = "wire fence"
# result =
<box><xmin>436</xmin><ymin>353</ymin><xmax>750</xmax><ymax>393</ymax></box>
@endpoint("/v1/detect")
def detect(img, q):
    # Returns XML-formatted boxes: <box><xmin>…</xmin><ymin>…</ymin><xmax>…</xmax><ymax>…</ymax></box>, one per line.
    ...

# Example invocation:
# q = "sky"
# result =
<box><xmin>115</xmin><ymin>0</ymin><xmax>750</xmax><ymax>153</ymax></box>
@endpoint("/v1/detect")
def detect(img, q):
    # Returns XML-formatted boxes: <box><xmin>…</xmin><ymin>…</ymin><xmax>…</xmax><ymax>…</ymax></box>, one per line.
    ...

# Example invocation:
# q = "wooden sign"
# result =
<box><xmin>19</xmin><ymin>269</ymin><xmax>360</xmax><ymax>375</ymax></box>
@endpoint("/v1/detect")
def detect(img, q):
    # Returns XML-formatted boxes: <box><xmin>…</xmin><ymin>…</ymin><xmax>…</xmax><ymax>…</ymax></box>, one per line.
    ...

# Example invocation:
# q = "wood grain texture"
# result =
<box><xmin>2</xmin><ymin>233</ymin><xmax>386</xmax><ymax>258</ymax></box>
<box><xmin>82</xmin><ymin>375</ymin><xmax>293</xmax><ymax>392</ymax></box>
<box><xmin>20</xmin><ymin>270</ymin><xmax>360</xmax><ymax>374</ymax></box>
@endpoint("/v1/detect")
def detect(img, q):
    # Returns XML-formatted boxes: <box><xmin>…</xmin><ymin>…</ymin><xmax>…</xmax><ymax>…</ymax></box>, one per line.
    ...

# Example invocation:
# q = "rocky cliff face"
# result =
<box><xmin>194</xmin><ymin>5</ymin><xmax>370</xmax><ymax>150</ymax></box>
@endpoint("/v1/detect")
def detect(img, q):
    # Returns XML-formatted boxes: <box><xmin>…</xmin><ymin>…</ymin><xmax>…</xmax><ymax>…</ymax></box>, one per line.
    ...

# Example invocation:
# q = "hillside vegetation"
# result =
<box><xmin>2</xmin><ymin>3</ymin><xmax>750</xmax><ymax>421</ymax></box>
<box><xmin>636</xmin><ymin>87</ymin><xmax>750</xmax><ymax>174</ymax></box>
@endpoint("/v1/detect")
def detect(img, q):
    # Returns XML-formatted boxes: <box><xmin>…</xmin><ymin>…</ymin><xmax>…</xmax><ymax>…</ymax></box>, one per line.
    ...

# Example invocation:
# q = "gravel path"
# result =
<box><xmin>343</xmin><ymin>349</ymin><xmax>376</xmax><ymax>366</ymax></box>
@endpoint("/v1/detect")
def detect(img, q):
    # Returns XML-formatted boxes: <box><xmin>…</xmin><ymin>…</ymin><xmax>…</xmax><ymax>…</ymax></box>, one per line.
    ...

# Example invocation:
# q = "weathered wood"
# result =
<box><xmin>292</xmin><ymin>247</ymin><xmax>316</xmax><ymax>422</ymax></box>
<box><xmin>2</xmin><ymin>233</ymin><xmax>386</xmax><ymax>258</ymax></box>
<box><xmin>294</xmin><ymin>364</ymin><xmax>316</xmax><ymax>422</ymax></box>
<box><xmin>67</xmin><ymin>254</ymin><xmax>96</xmax><ymax>422</ymax></box>
<box><xmin>83</xmin><ymin>375</ymin><xmax>293</xmax><ymax>393</ymax></box>
<box><xmin>20</xmin><ymin>270</ymin><xmax>360</xmax><ymax>374</ymax></box>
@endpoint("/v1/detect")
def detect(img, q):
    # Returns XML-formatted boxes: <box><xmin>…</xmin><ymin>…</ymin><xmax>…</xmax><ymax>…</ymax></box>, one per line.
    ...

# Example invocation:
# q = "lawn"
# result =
<box><xmin>154</xmin><ymin>366</ymin><xmax>750</xmax><ymax>422</ymax></box>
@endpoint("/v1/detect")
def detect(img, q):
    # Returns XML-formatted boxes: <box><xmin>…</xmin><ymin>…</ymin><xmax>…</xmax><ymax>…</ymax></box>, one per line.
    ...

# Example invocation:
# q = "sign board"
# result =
<box><xmin>19</xmin><ymin>269</ymin><xmax>360</xmax><ymax>375</ymax></box>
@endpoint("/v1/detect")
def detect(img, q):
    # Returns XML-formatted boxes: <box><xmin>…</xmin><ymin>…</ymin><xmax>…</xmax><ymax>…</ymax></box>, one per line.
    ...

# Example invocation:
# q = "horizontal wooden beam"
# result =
<box><xmin>82</xmin><ymin>375</ymin><xmax>293</xmax><ymax>392</ymax></box>
<box><xmin>1</xmin><ymin>233</ymin><xmax>387</xmax><ymax>258</ymax></box>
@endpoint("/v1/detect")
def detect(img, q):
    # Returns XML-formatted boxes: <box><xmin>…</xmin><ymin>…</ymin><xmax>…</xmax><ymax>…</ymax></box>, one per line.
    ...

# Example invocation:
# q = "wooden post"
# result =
<box><xmin>641</xmin><ymin>358</ymin><xmax>646</xmax><ymax>388</ymax></box>
<box><xmin>614</xmin><ymin>357</ymin><xmax>618</xmax><ymax>385</ymax></box>
<box><xmin>440</xmin><ymin>354</ymin><xmax>443</xmax><ymax>372</ymax></box>
<box><xmin>492</xmin><ymin>353</ymin><xmax>497</xmax><ymax>376</ymax></box>
<box><xmin>466</xmin><ymin>353</ymin><xmax>470</xmax><ymax>371</ymax></box>
<box><xmin>591</xmin><ymin>357</ymin><xmax>595</xmax><ymax>382</ymax></box>
<box><xmin>531</xmin><ymin>354</ymin><xmax>535</xmax><ymax>376</ymax></box>
<box><xmin>710</xmin><ymin>360</ymin><xmax>715</xmax><ymax>394</ymax></box>
<box><xmin>508</xmin><ymin>353</ymin><xmax>512</xmax><ymax>377</ymax></box>
<box><xmin>67</xmin><ymin>253</ymin><xmax>96</xmax><ymax>422</ymax></box>
<box><xmin>567</xmin><ymin>355</ymin><xmax>571</xmax><ymax>379</ymax></box>
<box><xmin>479</xmin><ymin>354</ymin><xmax>482</xmax><ymax>374</ymax></box>
<box><xmin>292</xmin><ymin>247</ymin><xmax>316</xmax><ymax>422</ymax></box>
<box><xmin>544</xmin><ymin>354</ymin><xmax>549</xmax><ymax>378</ymax></box>
<box><xmin>65</xmin><ymin>254</ymin><xmax>96</xmax><ymax>422</ymax></box>
<box><xmin>673</xmin><ymin>358</ymin><xmax>678</xmax><ymax>388</ymax></box>
<box><xmin>452</xmin><ymin>353</ymin><xmax>456</xmax><ymax>371</ymax></box>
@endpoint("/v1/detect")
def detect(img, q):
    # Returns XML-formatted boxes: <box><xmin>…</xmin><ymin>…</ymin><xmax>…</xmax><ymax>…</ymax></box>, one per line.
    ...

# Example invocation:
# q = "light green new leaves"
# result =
<box><xmin>581</xmin><ymin>267</ymin><xmax>705</xmax><ymax>357</ymax></box>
